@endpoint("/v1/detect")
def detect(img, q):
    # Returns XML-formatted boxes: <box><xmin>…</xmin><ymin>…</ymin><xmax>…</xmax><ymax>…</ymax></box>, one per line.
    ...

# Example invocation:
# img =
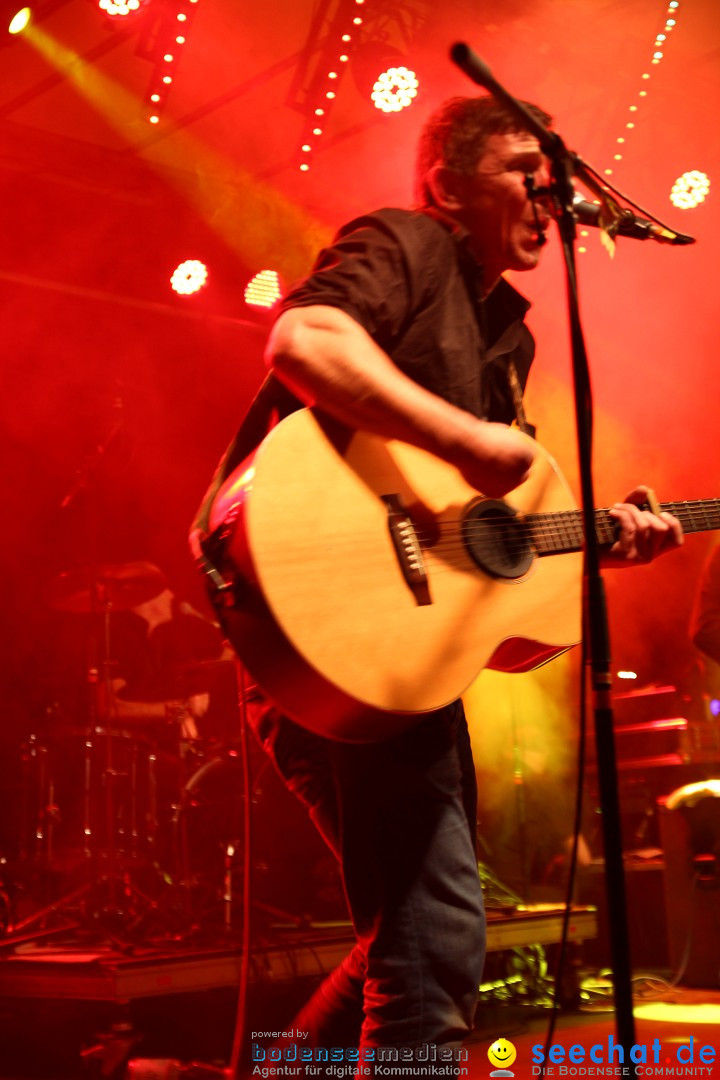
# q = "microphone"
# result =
<box><xmin>572</xmin><ymin>193</ymin><xmax>695</xmax><ymax>246</ymax></box>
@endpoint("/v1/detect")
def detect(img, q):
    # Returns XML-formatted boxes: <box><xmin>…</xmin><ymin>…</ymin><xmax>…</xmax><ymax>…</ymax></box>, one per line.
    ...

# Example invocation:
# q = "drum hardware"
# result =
<box><xmin>10</xmin><ymin>559</ymin><xmax>337</xmax><ymax>944</ymax></box>
<box><xmin>5</xmin><ymin>414</ymin><xmax>214</xmax><ymax>939</ymax></box>
<box><xmin>3</xmin><ymin>564</ymin><xmax>181</xmax><ymax>943</ymax></box>
<box><xmin>6</xmin><ymin>729</ymin><xmax>171</xmax><ymax>945</ymax></box>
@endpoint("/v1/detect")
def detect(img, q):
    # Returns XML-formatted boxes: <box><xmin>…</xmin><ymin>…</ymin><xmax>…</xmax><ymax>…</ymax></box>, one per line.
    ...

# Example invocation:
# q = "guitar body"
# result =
<box><xmin>210</xmin><ymin>409</ymin><xmax>583</xmax><ymax>741</ymax></box>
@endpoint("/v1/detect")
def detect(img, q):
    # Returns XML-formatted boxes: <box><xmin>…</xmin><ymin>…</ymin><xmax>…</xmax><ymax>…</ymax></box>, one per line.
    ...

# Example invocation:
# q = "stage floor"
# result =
<box><xmin>2</xmin><ymin>905</ymin><xmax>717</xmax><ymax>1080</ymax></box>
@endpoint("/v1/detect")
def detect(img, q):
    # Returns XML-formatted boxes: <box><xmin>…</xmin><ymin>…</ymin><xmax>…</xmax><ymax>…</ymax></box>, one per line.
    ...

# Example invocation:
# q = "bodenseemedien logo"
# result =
<box><xmin>489</xmin><ymin>1038</ymin><xmax>517</xmax><ymax>1077</ymax></box>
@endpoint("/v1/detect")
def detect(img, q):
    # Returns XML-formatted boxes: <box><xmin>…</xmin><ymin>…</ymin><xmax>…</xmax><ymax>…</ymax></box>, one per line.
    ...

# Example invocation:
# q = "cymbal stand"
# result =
<box><xmin>4</xmin><ymin>400</ymin><xmax>159</xmax><ymax>946</ymax></box>
<box><xmin>98</xmin><ymin>585</ymin><xmax>120</xmax><ymax>911</ymax></box>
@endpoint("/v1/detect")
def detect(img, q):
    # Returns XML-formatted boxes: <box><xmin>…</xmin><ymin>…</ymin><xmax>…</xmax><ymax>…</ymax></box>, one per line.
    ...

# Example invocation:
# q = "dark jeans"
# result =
<box><xmin>248</xmin><ymin>697</ymin><xmax>486</xmax><ymax>1070</ymax></box>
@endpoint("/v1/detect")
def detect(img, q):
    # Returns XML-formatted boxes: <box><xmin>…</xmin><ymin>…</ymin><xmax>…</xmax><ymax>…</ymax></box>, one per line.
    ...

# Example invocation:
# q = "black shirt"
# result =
<box><xmin>280</xmin><ymin>207</ymin><xmax>535</xmax><ymax>425</ymax></box>
<box><xmin>110</xmin><ymin>605</ymin><xmax>224</xmax><ymax>701</ymax></box>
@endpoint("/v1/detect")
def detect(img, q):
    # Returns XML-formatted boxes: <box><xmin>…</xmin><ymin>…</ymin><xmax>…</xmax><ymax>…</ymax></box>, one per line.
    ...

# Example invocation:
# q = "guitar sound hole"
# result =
<box><xmin>462</xmin><ymin>499</ymin><xmax>534</xmax><ymax>580</ymax></box>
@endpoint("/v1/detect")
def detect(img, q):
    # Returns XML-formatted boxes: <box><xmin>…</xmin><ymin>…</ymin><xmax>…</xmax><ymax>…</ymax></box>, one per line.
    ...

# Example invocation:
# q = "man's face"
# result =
<box><xmin>452</xmin><ymin>130</ymin><xmax>551</xmax><ymax>290</ymax></box>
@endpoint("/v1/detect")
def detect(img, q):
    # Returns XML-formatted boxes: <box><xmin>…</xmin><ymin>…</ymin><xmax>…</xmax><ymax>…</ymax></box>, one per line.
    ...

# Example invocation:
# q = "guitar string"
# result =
<box><xmin>416</xmin><ymin>500</ymin><xmax>720</xmax><ymax>550</ymax></box>
<box><xmin>271</xmin><ymin>501</ymin><xmax>720</xmax><ymax>567</ymax></box>
<box><xmin>266</xmin><ymin>500</ymin><xmax>717</xmax><ymax>578</ymax></box>
<box><xmin>276</xmin><ymin>503</ymin><xmax>718</xmax><ymax>562</ymax></box>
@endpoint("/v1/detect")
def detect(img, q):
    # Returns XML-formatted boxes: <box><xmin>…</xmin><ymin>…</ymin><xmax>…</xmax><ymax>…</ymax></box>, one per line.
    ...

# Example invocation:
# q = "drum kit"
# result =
<box><xmin>4</xmin><ymin>561</ymin><xmax>339</xmax><ymax>945</ymax></box>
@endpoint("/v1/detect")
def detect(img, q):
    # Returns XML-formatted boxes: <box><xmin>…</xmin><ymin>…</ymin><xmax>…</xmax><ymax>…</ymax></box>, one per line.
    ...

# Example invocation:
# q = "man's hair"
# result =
<box><xmin>415</xmin><ymin>95</ymin><xmax>552</xmax><ymax>207</ymax></box>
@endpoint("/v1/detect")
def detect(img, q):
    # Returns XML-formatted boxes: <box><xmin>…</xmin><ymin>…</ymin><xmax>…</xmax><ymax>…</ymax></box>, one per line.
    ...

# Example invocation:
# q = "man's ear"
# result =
<box><xmin>425</xmin><ymin>165</ymin><xmax>466</xmax><ymax>212</ymax></box>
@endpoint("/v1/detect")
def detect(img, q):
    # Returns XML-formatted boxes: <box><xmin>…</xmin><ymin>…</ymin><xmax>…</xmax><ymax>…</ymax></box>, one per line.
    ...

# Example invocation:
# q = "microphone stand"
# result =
<box><xmin>450</xmin><ymin>43</ymin><xmax>640</xmax><ymax>1064</ymax></box>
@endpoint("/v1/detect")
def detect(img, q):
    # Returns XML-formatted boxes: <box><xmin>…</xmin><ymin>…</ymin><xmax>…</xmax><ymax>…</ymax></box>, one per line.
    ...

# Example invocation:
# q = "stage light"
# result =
<box><xmin>670</xmin><ymin>170</ymin><xmax>710</xmax><ymax>209</ymax></box>
<box><xmin>602</xmin><ymin>2</ymin><xmax>685</xmax><ymax>177</ymax></box>
<box><xmin>351</xmin><ymin>43</ymin><xmax>418</xmax><ymax>114</ymax></box>
<box><xmin>371</xmin><ymin>66</ymin><xmax>419</xmax><ymax>113</ymax></box>
<box><xmin>6</xmin><ymin>5</ymin><xmax>31</xmax><ymax>33</ymax></box>
<box><xmin>98</xmin><ymin>0</ymin><xmax>147</xmax><ymax>17</ymax></box>
<box><xmin>244</xmin><ymin>270</ymin><xmax>282</xmax><ymax>309</ymax></box>
<box><xmin>170</xmin><ymin>259</ymin><xmax>208</xmax><ymax>295</ymax></box>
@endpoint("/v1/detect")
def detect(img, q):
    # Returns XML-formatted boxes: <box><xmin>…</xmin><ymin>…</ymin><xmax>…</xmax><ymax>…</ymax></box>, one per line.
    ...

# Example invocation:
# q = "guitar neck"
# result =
<box><xmin>530</xmin><ymin>499</ymin><xmax>720</xmax><ymax>556</ymax></box>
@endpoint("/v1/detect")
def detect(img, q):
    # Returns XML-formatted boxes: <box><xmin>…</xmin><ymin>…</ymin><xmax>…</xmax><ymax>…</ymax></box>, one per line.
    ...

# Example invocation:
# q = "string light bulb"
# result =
<box><xmin>143</xmin><ymin>0</ymin><xmax>200</xmax><ymax>126</ymax></box>
<box><xmin>601</xmin><ymin>2</ymin><xmax>683</xmax><ymax>180</ymax></box>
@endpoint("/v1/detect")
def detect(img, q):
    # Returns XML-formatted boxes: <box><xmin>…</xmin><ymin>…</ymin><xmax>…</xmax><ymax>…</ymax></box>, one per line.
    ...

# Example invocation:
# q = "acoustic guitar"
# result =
<box><xmin>207</xmin><ymin>408</ymin><xmax>718</xmax><ymax>742</ymax></box>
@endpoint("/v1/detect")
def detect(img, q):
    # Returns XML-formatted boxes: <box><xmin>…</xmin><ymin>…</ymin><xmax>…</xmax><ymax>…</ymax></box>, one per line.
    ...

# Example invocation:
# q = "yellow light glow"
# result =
<box><xmin>635</xmin><ymin>1003</ymin><xmax>720</xmax><ymax>1025</ymax></box>
<box><xmin>20</xmin><ymin>20</ymin><xmax>334</xmax><ymax>292</ymax></box>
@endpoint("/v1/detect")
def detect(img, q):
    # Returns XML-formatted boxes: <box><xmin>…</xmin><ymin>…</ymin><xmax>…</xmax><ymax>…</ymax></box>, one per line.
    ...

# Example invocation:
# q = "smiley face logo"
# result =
<box><xmin>488</xmin><ymin>1038</ymin><xmax>517</xmax><ymax>1074</ymax></box>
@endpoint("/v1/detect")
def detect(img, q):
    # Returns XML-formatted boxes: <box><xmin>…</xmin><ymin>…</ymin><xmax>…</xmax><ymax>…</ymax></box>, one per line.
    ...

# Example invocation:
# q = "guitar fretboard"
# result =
<box><xmin>528</xmin><ymin>499</ymin><xmax>720</xmax><ymax>556</ymax></box>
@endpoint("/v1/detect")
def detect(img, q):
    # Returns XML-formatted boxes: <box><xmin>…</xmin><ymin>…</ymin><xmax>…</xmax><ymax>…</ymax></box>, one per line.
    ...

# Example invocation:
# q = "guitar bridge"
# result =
<box><xmin>381</xmin><ymin>494</ymin><xmax>431</xmax><ymax>606</ymax></box>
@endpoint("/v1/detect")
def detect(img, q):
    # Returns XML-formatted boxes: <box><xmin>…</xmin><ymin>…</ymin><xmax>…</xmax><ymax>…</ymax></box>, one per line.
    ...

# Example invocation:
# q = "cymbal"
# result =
<box><xmin>49</xmin><ymin>561</ymin><xmax>167</xmax><ymax>613</ymax></box>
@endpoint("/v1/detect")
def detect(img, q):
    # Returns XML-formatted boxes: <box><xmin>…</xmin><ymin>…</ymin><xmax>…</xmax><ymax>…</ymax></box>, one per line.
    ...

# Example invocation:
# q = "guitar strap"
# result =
<box><xmin>507</xmin><ymin>359</ymin><xmax>536</xmax><ymax>440</ymax></box>
<box><xmin>189</xmin><ymin>372</ymin><xmax>301</xmax><ymax>601</ymax></box>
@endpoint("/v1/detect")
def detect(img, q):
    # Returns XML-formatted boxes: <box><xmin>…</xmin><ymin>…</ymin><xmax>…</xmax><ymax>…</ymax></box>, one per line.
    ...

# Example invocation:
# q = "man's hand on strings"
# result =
<box><xmin>602</xmin><ymin>485</ymin><xmax>683</xmax><ymax>567</ymax></box>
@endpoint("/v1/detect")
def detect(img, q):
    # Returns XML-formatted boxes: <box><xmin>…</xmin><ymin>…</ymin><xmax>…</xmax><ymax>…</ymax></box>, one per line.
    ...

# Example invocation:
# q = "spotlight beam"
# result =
<box><xmin>0</xmin><ymin>23</ymin><xmax>135</xmax><ymax>116</ymax></box>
